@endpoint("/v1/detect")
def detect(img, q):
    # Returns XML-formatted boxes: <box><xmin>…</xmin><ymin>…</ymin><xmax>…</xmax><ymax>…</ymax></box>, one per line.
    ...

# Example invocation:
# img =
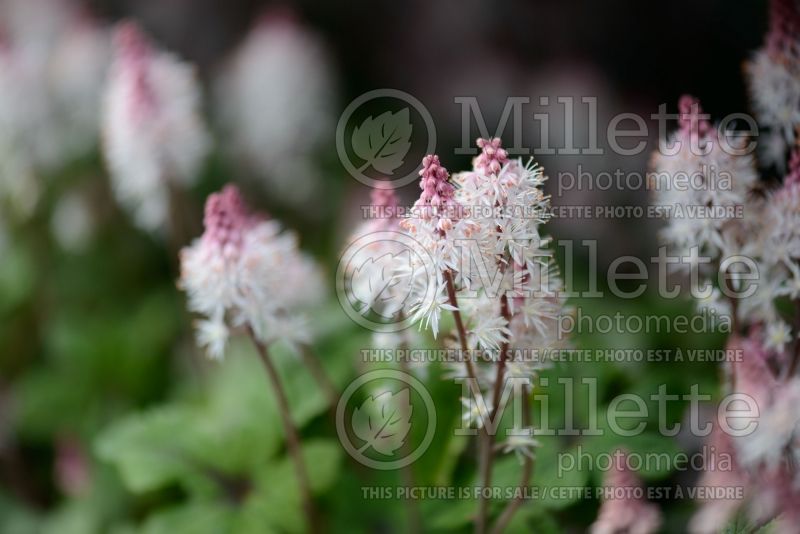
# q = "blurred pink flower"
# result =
<box><xmin>216</xmin><ymin>10</ymin><xmax>336</xmax><ymax>208</ymax></box>
<box><xmin>102</xmin><ymin>21</ymin><xmax>209</xmax><ymax>232</ymax></box>
<box><xmin>179</xmin><ymin>184</ymin><xmax>323</xmax><ymax>359</ymax></box>
<box><xmin>591</xmin><ymin>449</ymin><xmax>662</xmax><ymax>534</ymax></box>
<box><xmin>745</xmin><ymin>0</ymin><xmax>800</xmax><ymax>170</ymax></box>
<box><xmin>689</xmin><ymin>426</ymin><xmax>748</xmax><ymax>533</ymax></box>
<box><xmin>54</xmin><ymin>435</ymin><xmax>91</xmax><ymax>497</ymax></box>
<box><xmin>409</xmin><ymin>154</ymin><xmax>456</xmax><ymax>231</ymax></box>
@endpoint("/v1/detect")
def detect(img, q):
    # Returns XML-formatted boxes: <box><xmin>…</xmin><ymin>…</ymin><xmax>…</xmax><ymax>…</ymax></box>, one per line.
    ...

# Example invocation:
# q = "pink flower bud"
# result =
<box><xmin>475</xmin><ymin>137</ymin><xmax>509</xmax><ymax>175</ymax></box>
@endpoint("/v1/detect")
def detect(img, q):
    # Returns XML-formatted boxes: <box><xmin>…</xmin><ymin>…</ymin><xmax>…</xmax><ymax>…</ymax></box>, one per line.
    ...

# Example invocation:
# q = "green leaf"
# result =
<box><xmin>198</xmin><ymin>348</ymin><xmax>283</xmax><ymax>471</ymax></box>
<box><xmin>0</xmin><ymin>493</ymin><xmax>40</xmax><ymax>534</ymax></box>
<box><xmin>425</xmin><ymin>497</ymin><xmax>477</xmax><ymax>531</ymax></box>
<box><xmin>40</xmin><ymin>503</ymin><xmax>101</xmax><ymax>534</ymax></box>
<box><xmin>95</xmin><ymin>407</ymin><xmax>203</xmax><ymax>493</ymax></box>
<box><xmin>138</xmin><ymin>503</ymin><xmax>234</xmax><ymax>534</ymax></box>
<box><xmin>580</xmin><ymin>428</ymin><xmax>682</xmax><ymax>482</ymax></box>
<box><xmin>0</xmin><ymin>241</ymin><xmax>36</xmax><ymax>313</ymax></box>
<box><xmin>272</xmin><ymin>438</ymin><xmax>342</xmax><ymax>494</ymax></box>
<box><xmin>503</xmin><ymin>507</ymin><xmax>560</xmax><ymax>534</ymax></box>
<box><xmin>239</xmin><ymin>439</ymin><xmax>342</xmax><ymax>533</ymax></box>
<box><xmin>482</xmin><ymin>436</ymin><xmax>590</xmax><ymax>512</ymax></box>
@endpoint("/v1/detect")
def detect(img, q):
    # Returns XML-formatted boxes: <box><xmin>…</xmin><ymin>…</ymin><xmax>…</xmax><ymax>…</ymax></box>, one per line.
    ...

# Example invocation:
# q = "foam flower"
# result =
<box><xmin>655</xmin><ymin>2</ymin><xmax>800</xmax><ymax>528</ymax></box>
<box><xmin>651</xmin><ymin>95</ymin><xmax>759</xmax><ymax>265</ymax></box>
<box><xmin>0</xmin><ymin>4</ymin><xmax>110</xmax><ymax>219</ymax></box>
<box><xmin>745</xmin><ymin>0</ymin><xmax>800</xmax><ymax>170</ymax></box>
<box><xmin>391</xmin><ymin>140</ymin><xmax>569</xmax><ymax>472</ymax></box>
<box><xmin>756</xmin><ymin>151</ymin><xmax>800</xmax><ymax>318</ymax></box>
<box><xmin>215</xmin><ymin>10</ymin><xmax>335</xmax><ymax>208</ymax></box>
<box><xmin>343</xmin><ymin>185</ymin><xmax>419</xmax><ymax>322</ymax></box>
<box><xmin>590</xmin><ymin>450</ymin><xmax>662</xmax><ymax>534</ymax></box>
<box><xmin>102</xmin><ymin>22</ymin><xmax>209</xmax><ymax>232</ymax></box>
<box><xmin>179</xmin><ymin>185</ymin><xmax>323</xmax><ymax>359</ymax></box>
<box><xmin>689</xmin><ymin>426</ymin><xmax>749</xmax><ymax>534</ymax></box>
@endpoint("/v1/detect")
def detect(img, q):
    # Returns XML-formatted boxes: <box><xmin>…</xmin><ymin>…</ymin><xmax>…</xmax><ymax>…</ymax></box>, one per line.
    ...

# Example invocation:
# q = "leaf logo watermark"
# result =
<box><xmin>349</xmin><ymin>249</ymin><xmax>415</xmax><ymax>319</ymax></box>
<box><xmin>336</xmin><ymin>89</ymin><xmax>436</xmax><ymax>188</ymax></box>
<box><xmin>336</xmin><ymin>230</ymin><xmax>436</xmax><ymax>333</ymax></box>
<box><xmin>352</xmin><ymin>109</ymin><xmax>413</xmax><ymax>175</ymax></box>
<box><xmin>336</xmin><ymin>369</ymin><xmax>436</xmax><ymax>470</ymax></box>
<box><xmin>352</xmin><ymin>389</ymin><xmax>413</xmax><ymax>456</ymax></box>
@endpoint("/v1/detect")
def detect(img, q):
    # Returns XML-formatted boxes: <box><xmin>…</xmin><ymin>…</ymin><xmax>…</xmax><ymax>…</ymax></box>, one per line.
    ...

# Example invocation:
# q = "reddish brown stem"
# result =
<box><xmin>477</xmin><ymin>292</ymin><xmax>512</xmax><ymax>533</ymax></box>
<box><xmin>444</xmin><ymin>270</ymin><xmax>481</xmax><ymax>398</ymax></box>
<box><xmin>490</xmin><ymin>396</ymin><xmax>534</xmax><ymax>534</ymax></box>
<box><xmin>399</xmin><ymin>356</ymin><xmax>423</xmax><ymax>533</ymax></box>
<box><xmin>443</xmin><ymin>269</ymin><xmax>489</xmax><ymax>534</ymax></box>
<box><xmin>249</xmin><ymin>333</ymin><xmax>317</xmax><ymax>531</ymax></box>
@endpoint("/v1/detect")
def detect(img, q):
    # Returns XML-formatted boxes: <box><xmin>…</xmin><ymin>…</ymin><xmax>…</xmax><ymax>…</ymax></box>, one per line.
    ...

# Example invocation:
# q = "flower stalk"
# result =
<box><xmin>477</xmin><ymin>291</ymin><xmax>512</xmax><ymax>533</ymax></box>
<box><xmin>490</xmin><ymin>395</ymin><xmax>533</xmax><ymax>534</ymax></box>
<box><xmin>249</xmin><ymin>331</ymin><xmax>317</xmax><ymax>531</ymax></box>
<box><xmin>444</xmin><ymin>268</ymin><xmax>491</xmax><ymax>534</ymax></box>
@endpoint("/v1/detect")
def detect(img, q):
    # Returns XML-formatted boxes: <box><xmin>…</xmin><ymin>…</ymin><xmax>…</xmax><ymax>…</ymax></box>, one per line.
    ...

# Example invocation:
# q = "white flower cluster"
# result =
<box><xmin>0</xmin><ymin>0</ymin><xmax>110</xmax><ymax>217</ymax></box>
<box><xmin>102</xmin><ymin>22</ymin><xmax>210</xmax><ymax>233</ymax></box>
<box><xmin>746</xmin><ymin>49</ymin><xmax>800</xmax><ymax>170</ymax></box>
<box><xmin>352</xmin><ymin>138</ymin><xmax>570</xmax><ymax>457</ymax></box>
<box><xmin>752</xmin><ymin>161</ymin><xmax>800</xmax><ymax>348</ymax></box>
<box><xmin>180</xmin><ymin>185</ymin><xmax>323</xmax><ymax>359</ymax></box>
<box><xmin>655</xmin><ymin>4</ymin><xmax>800</xmax><ymax>529</ymax></box>
<box><xmin>650</xmin><ymin>95</ymin><xmax>759</xmax><ymax>265</ymax></box>
<box><xmin>649</xmin><ymin>93</ymin><xmax>800</xmax><ymax>347</ymax></box>
<box><xmin>744</xmin><ymin>0</ymin><xmax>800</xmax><ymax>171</ymax></box>
<box><xmin>396</xmin><ymin>143</ymin><xmax>566</xmax><ymax>346</ymax></box>
<box><xmin>690</xmin><ymin>333</ymin><xmax>800</xmax><ymax>533</ymax></box>
<box><xmin>343</xmin><ymin>187</ymin><xmax>415</xmax><ymax>325</ymax></box>
<box><xmin>215</xmin><ymin>11</ymin><xmax>335</xmax><ymax>208</ymax></box>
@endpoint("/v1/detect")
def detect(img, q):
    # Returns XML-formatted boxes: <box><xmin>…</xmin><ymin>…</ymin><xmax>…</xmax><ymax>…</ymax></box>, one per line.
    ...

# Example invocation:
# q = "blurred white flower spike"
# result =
<box><xmin>0</xmin><ymin>36</ymin><xmax>45</xmax><ymax>217</ymax></box>
<box><xmin>0</xmin><ymin>0</ymin><xmax>109</xmax><ymax>219</ymax></box>
<box><xmin>650</xmin><ymin>95</ymin><xmax>758</xmax><ymax>266</ymax></box>
<box><xmin>51</xmin><ymin>13</ymin><xmax>111</xmax><ymax>159</ymax></box>
<box><xmin>216</xmin><ymin>9</ymin><xmax>336</xmax><ymax>208</ymax></box>
<box><xmin>745</xmin><ymin>0</ymin><xmax>800</xmax><ymax>170</ymax></box>
<box><xmin>102</xmin><ymin>21</ymin><xmax>210</xmax><ymax>233</ymax></box>
<box><xmin>590</xmin><ymin>449</ymin><xmax>662</xmax><ymax>534</ymax></box>
<box><xmin>179</xmin><ymin>184</ymin><xmax>324</xmax><ymax>359</ymax></box>
<box><xmin>653</xmin><ymin>1</ymin><xmax>800</xmax><ymax>524</ymax></box>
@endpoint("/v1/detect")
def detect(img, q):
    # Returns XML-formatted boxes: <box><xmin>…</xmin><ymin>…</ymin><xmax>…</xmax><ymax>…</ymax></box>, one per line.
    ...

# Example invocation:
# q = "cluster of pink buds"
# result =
<box><xmin>677</xmin><ymin>94</ymin><xmax>713</xmax><ymax>141</ymax></box>
<box><xmin>474</xmin><ymin>137</ymin><xmax>509</xmax><ymax>175</ymax></box>
<box><xmin>766</xmin><ymin>0</ymin><xmax>800</xmax><ymax>58</ymax></box>
<box><xmin>201</xmin><ymin>184</ymin><xmax>259</xmax><ymax>259</ymax></box>
<box><xmin>410</xmin><ymin>154</ymin><xmax>457</xmax><ymax>231</ymax></box>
